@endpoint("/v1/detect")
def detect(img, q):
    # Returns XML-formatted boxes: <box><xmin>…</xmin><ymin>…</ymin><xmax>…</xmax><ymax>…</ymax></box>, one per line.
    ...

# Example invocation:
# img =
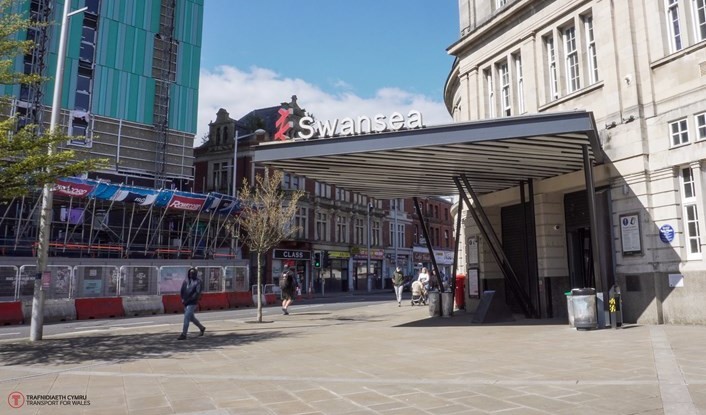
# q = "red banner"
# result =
<box><xmin>167</xmin><ymin>194</ymin><xmax>205</xmax><ymax>211</ymax></box>
<box><xmin>53</xmin><ymin>179</ymin><xmax>95</xmax><ymax>198</ymax></box>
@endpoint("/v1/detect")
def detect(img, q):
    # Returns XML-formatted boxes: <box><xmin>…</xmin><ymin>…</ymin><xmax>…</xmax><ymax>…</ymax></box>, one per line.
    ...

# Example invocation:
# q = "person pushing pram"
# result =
<box><xmin>410</xmin><ymin>278</ymin><xmax>428</xmax><ymax>306</ymax></box>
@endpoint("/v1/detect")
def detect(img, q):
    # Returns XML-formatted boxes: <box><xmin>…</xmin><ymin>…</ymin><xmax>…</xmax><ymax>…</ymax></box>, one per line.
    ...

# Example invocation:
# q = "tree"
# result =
<box><xmin>0</xmin><ymin>0</ymin><xmax>104</xmax><ymax>199</ymax></box>
<box><xmin>235</xmin><ymin>170</ymin><xmax>303</xmax><ymax>322</ymax></box>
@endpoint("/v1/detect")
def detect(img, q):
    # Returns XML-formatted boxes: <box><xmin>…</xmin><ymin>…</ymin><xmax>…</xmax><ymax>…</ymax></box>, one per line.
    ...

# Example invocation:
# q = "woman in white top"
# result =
<box><xmin>418</xmin><ymin>267</ymin><xmax>430</xmax><ymax>288</ymax></box>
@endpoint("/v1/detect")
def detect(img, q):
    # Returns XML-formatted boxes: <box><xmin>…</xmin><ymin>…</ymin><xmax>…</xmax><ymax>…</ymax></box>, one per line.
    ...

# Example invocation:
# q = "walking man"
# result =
<box><xmin>280</xmin><ymin>267</ymin><xmax>296</xmax><ymax>315</ymax></box>
<box><xmin>178</xmin><ymin>267</ymin><xmax>206</xmax><ymax>340</ymax></box>
<box><xmin>392</xmin><ymin>266</ymin><xmax>405</xmax><ymax>306</ymax></box>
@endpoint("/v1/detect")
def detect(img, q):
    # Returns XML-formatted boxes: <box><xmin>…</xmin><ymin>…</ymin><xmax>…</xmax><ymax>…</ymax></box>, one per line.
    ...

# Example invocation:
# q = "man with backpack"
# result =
<box><xmin>280</xmin><ymin>267</ymin><xmax>297</xmax><ymax>315</ymax></box>
<box><xmin>178</xmin><ymin>267</ymin><xmax>206</xmax><ymax>340</ymax></box>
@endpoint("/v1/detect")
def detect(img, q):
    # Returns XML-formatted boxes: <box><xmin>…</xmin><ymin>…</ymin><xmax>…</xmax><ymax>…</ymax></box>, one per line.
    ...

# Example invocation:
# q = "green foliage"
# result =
<box><xmin>0</xmin><ymin>0</ymin><xmax>106</xmax><ymax>199</ymax></box>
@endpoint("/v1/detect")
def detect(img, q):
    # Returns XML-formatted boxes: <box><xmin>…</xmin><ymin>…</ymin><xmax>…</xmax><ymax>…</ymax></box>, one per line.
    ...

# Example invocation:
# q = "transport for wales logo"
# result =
<box><xmin>7</xmin><ymin>392</ymin><xmax>90</xmax><ymax>408</ymax></box>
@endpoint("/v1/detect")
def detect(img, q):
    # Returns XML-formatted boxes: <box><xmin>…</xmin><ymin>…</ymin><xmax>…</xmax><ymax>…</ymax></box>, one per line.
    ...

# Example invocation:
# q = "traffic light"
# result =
<box><xmin>313</xmin><ymin>252</ymin><xmax>321</xmax><ymax>268</ymax></box>
<box><xmin>322</xmin><ymin>250</ymin><xmax>331</xmax><ymax>268</ymax></box>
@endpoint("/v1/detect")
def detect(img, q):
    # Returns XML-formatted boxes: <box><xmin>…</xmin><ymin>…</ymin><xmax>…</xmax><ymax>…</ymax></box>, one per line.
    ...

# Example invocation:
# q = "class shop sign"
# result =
<box><xmin>276</xmin><ymin>108</ymin><xmax>424</xmax><ymax>140</ymax></box>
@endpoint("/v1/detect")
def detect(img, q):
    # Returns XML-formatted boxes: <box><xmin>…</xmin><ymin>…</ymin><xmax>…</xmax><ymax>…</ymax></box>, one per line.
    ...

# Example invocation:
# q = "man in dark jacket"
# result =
<box><xmin>392</xmin><ymin>266</ymin><xmax>405</xmax><ymax>306</ymax></box>
<box><xmin>178</xmin><ymin>267</ymin><xmax>206</xmax><ymax>340</ymax></box>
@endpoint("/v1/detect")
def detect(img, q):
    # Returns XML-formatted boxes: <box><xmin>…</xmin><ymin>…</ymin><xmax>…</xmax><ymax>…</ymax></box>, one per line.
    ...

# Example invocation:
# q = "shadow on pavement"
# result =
<box><xmin>395</xmin><ymin>314</ymin><xmax>572</xmax><ymax>328</ymax></box>
<box><xmin>0</xmin><ymin>330</ymin><xmax>288</xmax><ymax>366</ymax></box>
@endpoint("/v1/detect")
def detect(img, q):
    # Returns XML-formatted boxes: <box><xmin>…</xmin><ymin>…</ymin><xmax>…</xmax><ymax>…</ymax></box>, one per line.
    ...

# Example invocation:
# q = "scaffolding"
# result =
<box><xmin>0</xmin><ymin>178</ymin><xmax>241</xmax><ymax>260</ymax></box>
<box><xmin>152</xmin><ymin>0</ymin><xmax>178</xmax><ymax>188</ymax></box>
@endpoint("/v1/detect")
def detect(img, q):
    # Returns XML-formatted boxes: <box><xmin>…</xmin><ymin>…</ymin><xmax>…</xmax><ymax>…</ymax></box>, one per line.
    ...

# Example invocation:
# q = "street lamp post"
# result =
<box><xmin>231</xmin><ymin>128</ymin><xmax>265</xmax><ymax>259</ymax></box>
<box><xmin>232</xmin><ymin>128</ymin><xmax>266</xmax><ymax>197</ymax></box>
<box><xmin>366</xmin><ymin>202</ymin><xmax>373</xmax><ymax>292</ymax></box>
<box><xmin>30</xmin><ymin>2</ymin><xmax>86</xmax><ymax>342</ymax></box>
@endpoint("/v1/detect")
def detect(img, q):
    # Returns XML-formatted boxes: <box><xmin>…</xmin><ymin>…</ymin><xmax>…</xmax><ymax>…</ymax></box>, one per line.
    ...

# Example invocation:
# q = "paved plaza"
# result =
<box><xmin>1</xmin><ymin>299</ymin><xmax>705</xmax><ymax>414</ymax></box>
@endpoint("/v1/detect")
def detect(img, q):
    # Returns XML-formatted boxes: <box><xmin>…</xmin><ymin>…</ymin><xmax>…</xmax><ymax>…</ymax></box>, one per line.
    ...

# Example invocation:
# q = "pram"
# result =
<box><xmin>410</xmin><ymin>280</ymin><xmax>427</xmax><ymax>306</ymax></box>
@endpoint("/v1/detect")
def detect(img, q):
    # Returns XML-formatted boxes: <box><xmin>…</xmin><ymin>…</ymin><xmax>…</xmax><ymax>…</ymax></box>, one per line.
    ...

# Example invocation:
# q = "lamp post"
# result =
<box><xmin>232</xmin><ymin>128</ymin><xmax>266</xmax><ymax>197</ymax></box>
<box><xmin>366</xmin><ymin>202</ymin><xmax>373</xmax><ymax>292</ymax></box>
<box><xmin>30</xmin><ymin>1</ymin><xmax>87</xmax><ymax>342</ymax></box>
<box><xmin>230</xmin><ymin>128</ymin><xmax>265</xmax><ymax>260</ymax></box>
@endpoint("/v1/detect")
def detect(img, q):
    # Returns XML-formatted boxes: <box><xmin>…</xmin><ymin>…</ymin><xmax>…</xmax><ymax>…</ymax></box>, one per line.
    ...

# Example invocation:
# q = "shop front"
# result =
<box><xmin>323</xmin><ymin>250</ymin><xmax>350</xmax><ymax>292</ymax></box>
<box><xmin>352</xmin><ymin>248</ymin><xmax>384</xmax><ymax>290</ymax></box>
<box><xmin>272</xmin><ymin>249</ymin><xmax>311</xmax><ymax>292</ymax></box>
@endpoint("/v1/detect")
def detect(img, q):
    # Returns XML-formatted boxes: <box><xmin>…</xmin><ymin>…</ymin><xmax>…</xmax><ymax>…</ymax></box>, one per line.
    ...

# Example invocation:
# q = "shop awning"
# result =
<box><xmin>253</xmin><ymin>111</ymin><xmax>602</xmax><ymax>199</ymax></box>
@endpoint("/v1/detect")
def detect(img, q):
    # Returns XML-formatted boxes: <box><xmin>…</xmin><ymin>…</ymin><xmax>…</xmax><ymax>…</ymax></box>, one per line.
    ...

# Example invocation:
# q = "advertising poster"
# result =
<box><xmin>132</xmin><ymin>267</ymin><xmax>150</xmax><ymax>293</ymax></box>
<box><xmin>208</xmin><ymin>268</ymin><xmax>221</xmax><ymax>291</ymax></box>
<box><xmin>467</xmin><ymin>268</ymin><xmax>480</xmax><ymax>298</ymax></box>
<box><xmin>82</xmin><ymin>268</ymin><xmax>103</xmax><ymax>296</ymax></box>
<box><xmin>159</xmin><ymin>267</ymin><xmax>186</xmax><ymax>294</ymax></box>
<box><xmin>107</xmin><ymin>268</ymin><xmax>124</xmax><ymax>295</ymax></box>
<box><xmin>53</xmin><ymin>267</ymin><xmax>71</xmax><ymax>296</ymax></box>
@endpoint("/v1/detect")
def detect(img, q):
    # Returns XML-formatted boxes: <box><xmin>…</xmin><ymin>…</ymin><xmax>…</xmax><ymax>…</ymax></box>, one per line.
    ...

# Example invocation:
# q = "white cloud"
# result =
<box><xmin>196</xmin><ymin>65</ymin><xmax>452</xmax><ymax>145</ymax></box>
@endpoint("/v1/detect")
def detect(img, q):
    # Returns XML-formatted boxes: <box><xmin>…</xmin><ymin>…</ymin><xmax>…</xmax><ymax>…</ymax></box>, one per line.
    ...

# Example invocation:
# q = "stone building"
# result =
<box><xmin>446</xmin><ymin>0</ymin><xmax>706</xmax><ymax>324</ymax></box>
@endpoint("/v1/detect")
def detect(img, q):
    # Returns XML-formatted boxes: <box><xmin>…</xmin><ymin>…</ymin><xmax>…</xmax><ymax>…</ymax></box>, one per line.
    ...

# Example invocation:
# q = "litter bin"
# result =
<box><xmin>454</xmin><ymin>275</ymin><xmax>466</xmax><ymax>310</ymax></box>
<box><xmin>571</xmin><ymin>288</ymin><xmax>597</xmax><ymax>330</ymax></box>
<box><xmin>428</xmin><ymin>291</ymin><xmax>441</xmax><ymax>317</ymax></box>
<box><xmin>441</xmin><ymin>292</ymin><xmax>453</xmax><ymax>317</ymax></box>
<box><xmin>565</xmin><ymin>291</ymin><xmax>575</xmax><ymax>328</ymax></box>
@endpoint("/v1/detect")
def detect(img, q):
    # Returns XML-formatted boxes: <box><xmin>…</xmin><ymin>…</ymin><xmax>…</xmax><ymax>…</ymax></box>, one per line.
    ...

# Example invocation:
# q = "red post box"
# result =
<box><xmin>454</xmin><ymin>274</ymin><xmax>466</xmax><ymax>309</ymax></box>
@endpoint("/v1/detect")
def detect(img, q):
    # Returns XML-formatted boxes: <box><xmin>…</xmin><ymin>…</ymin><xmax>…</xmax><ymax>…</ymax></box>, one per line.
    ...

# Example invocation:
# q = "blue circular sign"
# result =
<box><xmin>659</xmin><ymin>224</ymin><xmax>675</xmax><ymax>243</ymax></box>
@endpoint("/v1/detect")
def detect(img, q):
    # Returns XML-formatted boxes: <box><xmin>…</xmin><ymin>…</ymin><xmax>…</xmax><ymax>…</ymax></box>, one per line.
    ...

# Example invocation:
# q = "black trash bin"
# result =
<box><xmin>571</xmin><ymin>288</ymin><xmax>597</xmax><ymax>330</ymax></box>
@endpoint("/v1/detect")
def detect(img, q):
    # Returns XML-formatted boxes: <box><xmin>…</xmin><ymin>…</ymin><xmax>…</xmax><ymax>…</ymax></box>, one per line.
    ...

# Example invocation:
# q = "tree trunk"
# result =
<box><xmin>256</xmin><ymin>252</ymin><xmax>263</xmax><ymax>322</ymax></box>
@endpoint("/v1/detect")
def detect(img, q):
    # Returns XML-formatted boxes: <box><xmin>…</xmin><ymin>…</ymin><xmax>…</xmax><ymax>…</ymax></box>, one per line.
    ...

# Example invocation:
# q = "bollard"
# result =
<box><xmin>608</xmin><ymin>284</ymin><xmax>623</xmax><ymax>329</ymax></box>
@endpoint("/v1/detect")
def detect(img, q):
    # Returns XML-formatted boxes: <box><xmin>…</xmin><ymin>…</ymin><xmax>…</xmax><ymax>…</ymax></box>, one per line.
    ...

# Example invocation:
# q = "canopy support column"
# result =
<box><xmin>582</xmin><ymin>144</ymin><xmax>603</xmax><ymax>294</ymax></box>
<box><xmin>412</xmin><ymin>197</ymin><xmax>443</xmax><ymax>291</ymax></box>
<box><xmin>455</xmin><ymin>175</ymin><xmax>535</xmax><ymax>318</ymax></box>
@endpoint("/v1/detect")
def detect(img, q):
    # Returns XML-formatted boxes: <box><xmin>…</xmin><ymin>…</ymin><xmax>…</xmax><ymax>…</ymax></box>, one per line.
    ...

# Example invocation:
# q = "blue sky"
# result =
<box><xmin>196</xmin><ymin>0</ymin><xmax>458</xmax><ymax>142</ymax></box>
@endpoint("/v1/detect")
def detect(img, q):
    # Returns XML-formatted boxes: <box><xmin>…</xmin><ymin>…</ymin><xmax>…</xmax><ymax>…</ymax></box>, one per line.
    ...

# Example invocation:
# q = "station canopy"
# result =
<box><xmin>253</xmin><ymin>111</ymin><xmax>602</xmax><ymax>199</ymax></box>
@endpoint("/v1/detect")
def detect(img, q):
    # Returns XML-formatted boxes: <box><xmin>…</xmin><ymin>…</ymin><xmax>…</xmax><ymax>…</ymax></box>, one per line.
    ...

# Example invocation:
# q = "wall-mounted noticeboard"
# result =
<box><xmin>619</xmin><ymin>213</ymin><xmax>642</xmax><ymax>255</ymax></box>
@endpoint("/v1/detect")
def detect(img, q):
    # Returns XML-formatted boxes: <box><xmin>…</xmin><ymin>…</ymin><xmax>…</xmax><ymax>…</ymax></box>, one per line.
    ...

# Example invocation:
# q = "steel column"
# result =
<box><xmin>412</xmin><ymin>197</ymin><xmax>442</xmax><ymax>290</ymax></box>
<box><xmin>582</xmin><ymin>145</ymin><xmax>603</xmax><ymax>293</ymax></box>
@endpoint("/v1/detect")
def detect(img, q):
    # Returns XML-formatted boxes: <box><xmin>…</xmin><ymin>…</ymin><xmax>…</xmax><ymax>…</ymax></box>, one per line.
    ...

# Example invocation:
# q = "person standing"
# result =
<box><xmin>178</xmin><ymin>267</ymin><xmax>206</xmax><ymax>340</ymax></box>
<box><xmin>418</xmin><ymin>267</ymin><xmax>430</xmax><ymax>289</ymax></box>
<box><xmin>280</xmin><ymin>267</ymin><xmax>296</xmax><ymax>315</ymax></box>
<box><xmin>392</xmin><ymin>266</ymin><xmax>405</xmax><ymax>306</ymax></box>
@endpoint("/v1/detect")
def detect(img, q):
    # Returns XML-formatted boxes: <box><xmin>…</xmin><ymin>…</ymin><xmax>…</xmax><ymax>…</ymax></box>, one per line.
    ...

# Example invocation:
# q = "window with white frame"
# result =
<box><xmin>212</xmin><ymin>161</ymin><xmax>230</xmax><ymax>191</ymax></box>
<box><xmin>584</xmin><ymin>15</ymin><xmax>599</xmax><ymax>84</ymax></box>
<box><xmin>485</xmin><ymin>69</ymin><xmax>495</xmax><ymax>118</ymax></box>
<box><xmin>564</xmin><ymin>26</ymin><xmax>580</xmax><ymax>93</ymax></box>
<box><xmin>315</xmin><ymin>182</ymin><xmax>331</xmax><ymax>198</ymax></box>
<box><xmin>282</xmin><ymin>173</ymin><xmax>303</xmax><ymax>190</ymax></box>
<box><xmin>372</xmin><ymin>220</ymin><xmax>381</xmax><ymax>246</ymax></box>
<box><xmin>514</xmin><ymin>54</ymin><xmax>525</xmax><ymax>114</ymax></box>
<box><xmin>294</xmin><ymin>207</ymin><xmax>308</xmax><ymax>239</ymax></box>
<box><xmin>667</xmin><ymin>0</ymin><xmax>683</xmax><ymax>51</ymax></box>
<box><xmin>680</xmin><ymin>166</ymin><xmax>702</xmax><ymax>258</ymax></box>
<box><xmin>670</xmin><ymin>118</ymin><xmax>689</xmax><ymax>147</ymax></box>
<box><xmin>335</xmin><ymin>216</ymin><xmax>348</xmax><ymax>243</ymax></box>
<box><xmin>695</xmin><ymin>0</ymin><xmax>706</xmax><ymax>41</ymax></box>
<box><xmin>499</xmin><ymin>61</ymin><xmax>511</xmax><ymax>116</ymax></box>
<box><xmin>316</xmin><ymin>212</ymin><xmax>329</xmax><ymax>241</ymax></box>
<box><xmin>396</xmin><ymin>223</ymin><xmax>405</xmax><ymax>247</ymax></box>
<box><xmin>496</xmin><ymin>0</ymin><xmax>507</xmax><ymax>8</ymax></box>
<box><xmin>546</xmin><ymin>36</ymin><xmax>559</xmax><ymax>100</ymax></box>
<box><xmin>335</xmin><ymin>188</ymin><xmax>350</xmax><ymax>201</ymax></box>
<box><xmin>354</xmin><ymin>218</ymin><xmax>364</xmax><ymax>244</ymax></box>
<box><xmin>695</xmin><ymin>112</ymin><xmax>706</xmax><ymax>141</ymax></box>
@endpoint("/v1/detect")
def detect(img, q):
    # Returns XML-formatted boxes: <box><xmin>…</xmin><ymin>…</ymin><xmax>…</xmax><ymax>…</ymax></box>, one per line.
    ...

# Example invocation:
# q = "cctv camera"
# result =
<box><xmin>553</xmin><ymin>225</ymin><xmax>561</xmax><ymax>231</ymax></box>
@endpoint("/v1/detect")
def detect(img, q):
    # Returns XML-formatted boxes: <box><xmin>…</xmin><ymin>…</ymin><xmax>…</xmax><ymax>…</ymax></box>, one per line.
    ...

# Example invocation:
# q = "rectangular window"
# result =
<box><xmin>496</xmin><ymin>0</ymin><xmax>507</xmax><ymax>9</ymax></box>
<box><xmin>397</xmin><ymin>223</ymin><xmax>405</xmax><ymax>247</ymax></box>
<box><xmin>372</xmin><ymin>220</ymin><xmax>381</xmax><ymax>246</ymax></box>
<box><xmin>670</xmin><ymin>119</ymin><xmax>689</xmax><ymax>146</ymax></box>
<box><xmin>315</xmin><ymin>182</ymin><xmax>330</xmax><ymax>198</ymax></box>
<box><xmin>584</xmin><ymin>15</ymin><xmax>599</xmax><ymax>84</ymax></box>
<box><xmin>336</xmin><ymin>216</ymin><xmax>348</xmax><ymax>243</ymax></box>
<box><xmin>485</xmin><ymin>69</ymin><xmax>495</xmax><ymax>118</ymax></box>
<box><xmin>514</xmin><ymin>54</ymin><xmax>525</xmax><ymax>114</ymax></box>
<box><xmin>212</xmin><ymin>161</ymin><xmax>230</xmax><ymax>192</ymax></box>
<box><xmin>564</xmin><ymin>26</ymin><xmax>580</xmax><ymax>92</ymax></box>
<box><xmin>695</xmin><ymin>0</ymin><xmax>706</xmax><ymax>41</ymax></box>
<box><xmin>499</xmin><ymin>62</ymin><xmax>511</xmax><ymax>116</ymax></box>
<box><xmin>316</xmin><ymin>212</ymin><xmax>328</xmax><ymax>241</ymax></box>
<box><xmin>696</xmin><ymin>113</ymin><xmax>706</xmax><ymax>141</ymax></box>
<box><xmin>354</xmin><ymin>218</ymin><xmax>364</xmax><ymax>245</ymax></box>
<box><xmin>681</xmin><ymin>167</ymin><xmax>702</xmax><ymax>258</ymax></box>
<box><xmin>294</xmin><ymin>207</ymin><xmax>307</xmax><ymax>239</ymax></box>
<box><xmin>667</xmin><ymin>0</ymin><xmax>683</xmax><ymax>52</ymax></box>
<box><xmin>546</xmin><ymin>36</ymin><xmax>559</xmax><ymax>99</ymax></box>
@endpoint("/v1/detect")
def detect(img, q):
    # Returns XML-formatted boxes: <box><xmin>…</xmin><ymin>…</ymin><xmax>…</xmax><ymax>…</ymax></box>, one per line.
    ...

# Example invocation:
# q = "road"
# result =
<box><xmin>0</xmin><ymin>293</ymin><xmax>391</xmax><ymax>342</ymax></box>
